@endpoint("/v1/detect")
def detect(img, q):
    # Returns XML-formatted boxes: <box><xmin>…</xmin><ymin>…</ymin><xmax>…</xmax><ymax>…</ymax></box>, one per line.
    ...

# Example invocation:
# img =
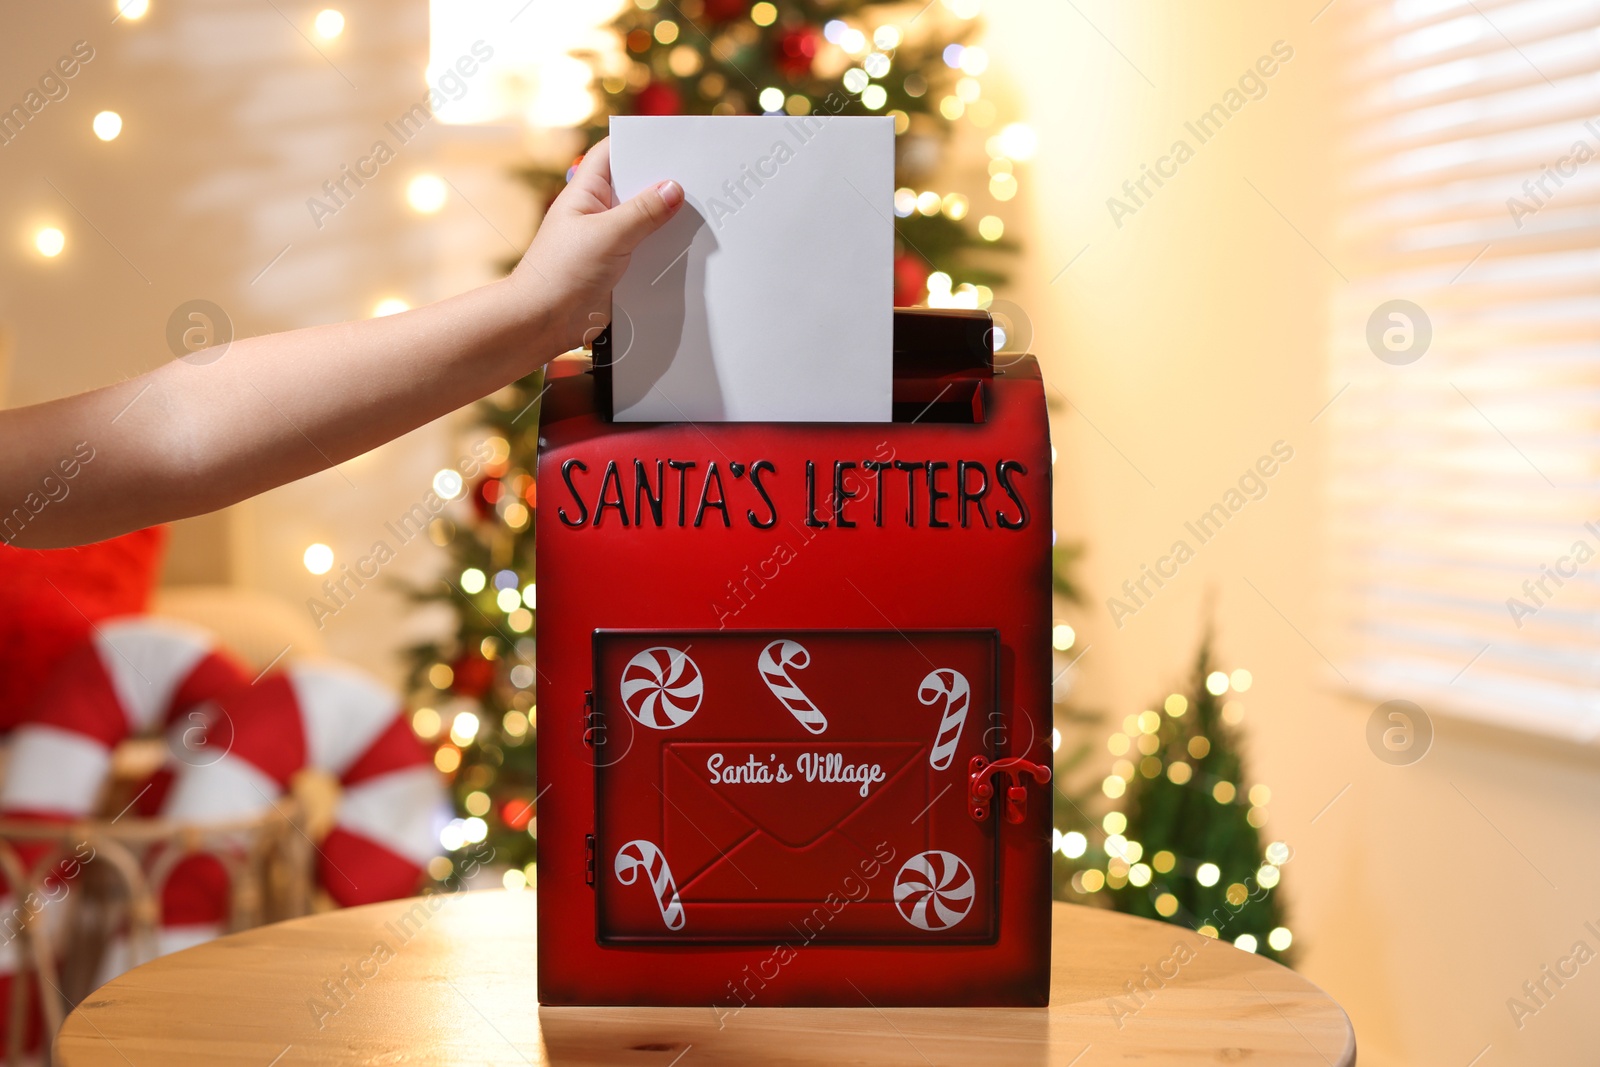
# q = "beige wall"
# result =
<box><xmin>989</xmin><ymin>2</ymin><xmax>1600</xmax><ymax>1064</ymax></box>
<box><xmin>0</xmin><ymin>0</ymin><xmax>531</xmax><ymax>683</ymax></box>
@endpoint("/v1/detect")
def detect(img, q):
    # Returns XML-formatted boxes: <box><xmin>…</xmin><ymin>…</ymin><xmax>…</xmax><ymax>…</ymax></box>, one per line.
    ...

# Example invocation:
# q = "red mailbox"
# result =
<box><xmin>536</xmin><ymin>309</ymin><xmax>1054</xmax><ymax>1007</ymax></box>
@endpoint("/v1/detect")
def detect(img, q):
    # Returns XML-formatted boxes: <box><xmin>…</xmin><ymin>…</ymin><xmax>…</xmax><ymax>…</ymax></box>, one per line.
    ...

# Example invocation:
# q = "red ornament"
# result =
<box><xmin>894</xmin><ymin>253</ymin><xmax>931</xmax><ymax>307</ymax></box>
<box><xmin>500</xmin><ymin>796</ymin><xmax>535</xmax><ymax>831</ymax></box>
<box><xmin>775</xmin><ymin>27</ymin><xmax>819</xmax><ymax>78</ymax></box>
<box><xmin>450</xmin><ymin>652</ymin><xmax>495</xmax><ymax>699</ymax></box>
<box><xmin>633</xmin><ymin>82</ymin><xmax>682</xmax><ymax>116</ymax></box>
<box><xmin>703</xmin><ymin>0</ymin><xmax>749</xmax><ymax>21</ymax></box>
<box><xmin>472</xmin><ymin>477</ymin><xmax>502</xmax><ymax>519</ymax></box>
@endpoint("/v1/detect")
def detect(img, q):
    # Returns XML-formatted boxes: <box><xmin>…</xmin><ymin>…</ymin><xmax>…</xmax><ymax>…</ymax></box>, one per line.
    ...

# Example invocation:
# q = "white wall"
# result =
<box><xmin>988</xmin><ymin>2</ymin><xmax>1600</xmax><ymax>1064</ymax></box>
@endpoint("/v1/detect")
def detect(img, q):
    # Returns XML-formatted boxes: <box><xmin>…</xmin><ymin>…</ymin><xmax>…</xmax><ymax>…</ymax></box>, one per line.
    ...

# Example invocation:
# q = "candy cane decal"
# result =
<box><xmin>894</xmin><ymin>850</ymin><xmax>975</xmax><ymax>932</ymax></box>
<box><xmin>614</xmin><ymin>839</ymin><xmax>686</xmax><ymax>931</ymax></box>
<box><xmin>918</xmin><ymin>668</ymin><xmax>971</xmax><ymax>771</ymax></box>
<box><xmin>758</xmin><ymin>639</ymin><xmax>827</xmax><ymax>735</ymax></box>
<box><xmin>620</xmin><ymin>646</ymin><xmax>703</xmax><ymax>730</ymax></box>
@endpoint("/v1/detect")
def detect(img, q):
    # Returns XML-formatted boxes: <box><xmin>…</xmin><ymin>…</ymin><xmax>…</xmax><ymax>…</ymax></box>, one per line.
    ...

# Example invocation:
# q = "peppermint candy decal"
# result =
<box><xmin>758</xmin><ymin>639</ymin><xmax>827</xmax><ymax>735</ymax></box>
<box><xmin>894</xmin><ymin>850</ymin><xmax>975</xmax><ymax>932</ymax></box>
<box><xmin>918</xmin><ymin>668</ymin><xmax>971</xmax><ymax>771</ymax></box>
<box><xmin>614</xmin><ymin>839</ymin><xmax>686</xmax><ymax>931</ymax></box>
<box><xmin>620</xmin><ymin>646</ymin><xmax>703</xmax><ymax>730</ymax></box>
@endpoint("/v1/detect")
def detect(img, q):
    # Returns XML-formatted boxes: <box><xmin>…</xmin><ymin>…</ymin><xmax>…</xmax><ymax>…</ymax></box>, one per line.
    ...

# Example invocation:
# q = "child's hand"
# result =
<box><xmin>513</xmin><ymin>136</ymin><xmax>685</xmax><ymax>352</ymax></box>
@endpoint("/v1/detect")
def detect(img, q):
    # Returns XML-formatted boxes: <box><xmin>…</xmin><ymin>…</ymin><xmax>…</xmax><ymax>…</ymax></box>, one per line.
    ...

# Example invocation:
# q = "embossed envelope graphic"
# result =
<box><xmin>592</xmin><ymin>630</ymin><xmax>1000</xmax><ymax>944</ymax></box>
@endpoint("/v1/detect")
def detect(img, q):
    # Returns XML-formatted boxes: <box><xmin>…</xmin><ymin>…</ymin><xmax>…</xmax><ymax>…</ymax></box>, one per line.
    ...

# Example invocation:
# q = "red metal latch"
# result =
<box><xmin>585</xmin><ymin>834</ymin><xmax>596</xmax><ymax>887</ymax></box>
<box><xmin>968</xmin><ymin>755</ymin><xmax>1052</xmax><ymax>824</ymax></box>
<box><xmin>582</xmin><ymin>690</ymin><xmax>603</xmax><ymax>748</ymax></box>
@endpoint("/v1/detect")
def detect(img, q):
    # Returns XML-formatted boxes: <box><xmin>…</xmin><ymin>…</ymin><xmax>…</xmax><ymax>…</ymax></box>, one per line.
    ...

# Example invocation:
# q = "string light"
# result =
<box><xmin>433</xmin><ymin>469</ymin><xmax>464</xmax><ymax>500</ymax></box>
<box><xmin>373</xmin><ymin>298</ymin><xmax>409</xmax><ymax>317</ymax></box>
<box><xmin>34</xmin><ymin>227</ymin><xmax>65</xmax><ymax>258</ymax></box>
<box><xmin>406</xmin><ymin>174</ymin><xmax>447</xmax><ymax>213</ymax></box>
<box><xmin>313</xmin><ymin>9</ymin><xmax>344</xmax><ymax>38</ymax></box>
<box><xmin>460</xmin><ymin>567</ymin><xmax>487</xmax><ymax>594</ymax></box>
<box><xmin>92</xmin><ymin>111</ymin><xmax>122</xmax><ymax>141</ymax></box>
<box><xmin>1206</xmin><ymin>671</ymin><xmax>1229</xmax><ymax>695</ymax></box>
<box><xmin>1234</xmin><ymin>933</ymin><xmax>1259</xmax><ymax>953</ymax></box>
<box><xmin>117</xmin><ymin>0</ymin><xmax>149</xmax><ymax>19</ymax></box>
<box><xmin>1196</xmin><ymin>862</ymin><xmax>1220</xmax><ymax>887</ymax></box>
<box><xmin>1268</xmin><ymin>927</ymin><xmax>1293</xmax><ymax>951</ymax></box>
<box><xmin>994</xmin><ymin>122</ymin><xmax>1039</xmax><ymax>161</ymax></box>
<box><xmin>451</xmin><ymin>710</ymin><xmax>480</xmax><ymax>745</ymax></box>
<box><xmin>303</xmin><ymin>543</ymin><xmax>334</xmax><ymax>575</ymax></box>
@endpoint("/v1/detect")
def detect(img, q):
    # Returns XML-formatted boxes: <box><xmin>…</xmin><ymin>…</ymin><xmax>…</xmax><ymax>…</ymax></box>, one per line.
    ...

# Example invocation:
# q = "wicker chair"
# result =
<box><xmin>0</xmin><ymin>585</ymin><xmax>329</xmax><ymax>1064</ymax></box>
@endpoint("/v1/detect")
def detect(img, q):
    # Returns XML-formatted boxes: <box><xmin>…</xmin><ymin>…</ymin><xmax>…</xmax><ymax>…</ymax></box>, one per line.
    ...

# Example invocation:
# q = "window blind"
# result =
<box><xmin>1328</xmin><ymin>0</ymin><xmax>1600</xmax><ymax>740</ymax></box>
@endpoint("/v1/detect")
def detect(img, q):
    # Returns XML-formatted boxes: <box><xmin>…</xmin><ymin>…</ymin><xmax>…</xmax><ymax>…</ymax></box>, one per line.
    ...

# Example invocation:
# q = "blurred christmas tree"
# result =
<box><xmin>1056</xmin><ymin>631</ymin><xmax>1296</xmax><ymax>965</ymax></box>
<box><xmin>514</xmin><ymin>0</ymin><xmax>1024</xmax><ymax>304</ymax></box>
<box><xmin>405</xmin><ymin>0</ymin><xmax>1028</xmax><ymax>884</ymax></box>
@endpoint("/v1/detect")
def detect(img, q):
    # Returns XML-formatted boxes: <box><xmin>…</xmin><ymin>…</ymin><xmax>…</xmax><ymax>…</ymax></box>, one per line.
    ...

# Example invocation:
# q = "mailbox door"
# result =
<box><xmin>592</xmin><ymin>629</ymin><xmax>998</xmax><ymax>945</ymax></box>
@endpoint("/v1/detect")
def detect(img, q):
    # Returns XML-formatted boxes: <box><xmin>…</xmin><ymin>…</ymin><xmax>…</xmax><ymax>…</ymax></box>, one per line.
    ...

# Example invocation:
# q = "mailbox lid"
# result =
<box><xmin>593</xmin><ymin>628</ymin><xmax>998</xmax><ymax>945</ymax></box>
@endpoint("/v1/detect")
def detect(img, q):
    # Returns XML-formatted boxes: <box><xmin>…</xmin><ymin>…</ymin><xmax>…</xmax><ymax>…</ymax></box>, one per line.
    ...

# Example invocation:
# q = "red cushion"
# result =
<box><xmin>0</xmin><ymin>526</ymin><xmax>169</xmax><ymax>734</ymax></box>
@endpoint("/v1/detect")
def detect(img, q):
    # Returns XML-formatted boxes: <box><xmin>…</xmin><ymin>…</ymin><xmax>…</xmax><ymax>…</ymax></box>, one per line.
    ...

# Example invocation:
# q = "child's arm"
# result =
<box><xmin>0</xmin><ymin>138</ymin><xmax>683</xmax><ymax>549</ymax></box>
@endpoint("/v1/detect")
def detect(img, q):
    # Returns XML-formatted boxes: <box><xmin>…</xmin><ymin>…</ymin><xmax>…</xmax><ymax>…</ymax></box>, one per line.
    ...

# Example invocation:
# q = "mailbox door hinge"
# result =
<box><xmin>585</xmin><ymin>833</ymin><xmax>597</xmax><ymax>888</ymax></box>
<box><xmin>968</xmin><ymin>755</ymin><xmax>1052</xmax><ymax>824</ymax></box>
<box><xmin>581</xmin><ymin>690</ymin><xmax>603</xmax><ymax>748</ymax></box>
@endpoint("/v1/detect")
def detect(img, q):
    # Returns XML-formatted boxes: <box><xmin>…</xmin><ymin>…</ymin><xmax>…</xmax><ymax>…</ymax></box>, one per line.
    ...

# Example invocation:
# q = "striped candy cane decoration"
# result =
<box><xmin>0</xmin><ymin>617</ymin><xmax>248</xmax><ymax>1055</ymax></box>
<box><xmin>918</xmin><ymin>668</ymin><xmax>971</xmax><ymax>771</ymax></box>
<box><xmin>757</xmin><ymin>639</ymin><xmax>827</xmax><ymax>735</ymax></box>
<box><xmin>613</xmin><ymin>839</ymin><xmax>685</xmax><ymax>931</ymax></box>
<box><xmin>159</xmin><ymin>659</ymin><xmax>447</xmax><ymax>944</ymax></box>
<box><xmin>93</xmin><ymin>660</ymin><xmax>447</xmax><ymax>997</ymax></box>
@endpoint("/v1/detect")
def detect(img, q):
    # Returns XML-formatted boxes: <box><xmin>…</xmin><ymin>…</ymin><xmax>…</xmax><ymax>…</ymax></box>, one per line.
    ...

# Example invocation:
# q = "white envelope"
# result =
<box><xmin>608</xmin><ymin>115</ymin><xmax>894</xmax><ymax>423</ymax></box>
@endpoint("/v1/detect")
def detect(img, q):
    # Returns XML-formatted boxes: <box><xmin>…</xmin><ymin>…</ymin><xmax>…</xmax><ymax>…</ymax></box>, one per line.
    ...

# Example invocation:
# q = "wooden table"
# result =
<box><xmin>57</xmin><ymin>890</ymin><xmax>1355</xmax><ymax>1065</ymax></box>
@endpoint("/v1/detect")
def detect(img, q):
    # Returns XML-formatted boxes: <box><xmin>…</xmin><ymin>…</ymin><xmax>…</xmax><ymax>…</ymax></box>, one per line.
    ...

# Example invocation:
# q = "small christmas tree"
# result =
<box><xmin>1059</xmin><ymin>631</ymin><xmax>1295</xmax><ymax>964</ymax></box>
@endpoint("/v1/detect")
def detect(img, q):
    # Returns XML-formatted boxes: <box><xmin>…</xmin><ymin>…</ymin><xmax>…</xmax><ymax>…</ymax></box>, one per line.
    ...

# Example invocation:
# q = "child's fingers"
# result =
<box><xmin>598</xmin><ymin>180</ymin><xmax>685</xmax><ymax>252</ymax></box>
<box><xmin>572</xmin><ymin>136</ymin><xmax>613</xmax><ymax>191</ymax></box>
